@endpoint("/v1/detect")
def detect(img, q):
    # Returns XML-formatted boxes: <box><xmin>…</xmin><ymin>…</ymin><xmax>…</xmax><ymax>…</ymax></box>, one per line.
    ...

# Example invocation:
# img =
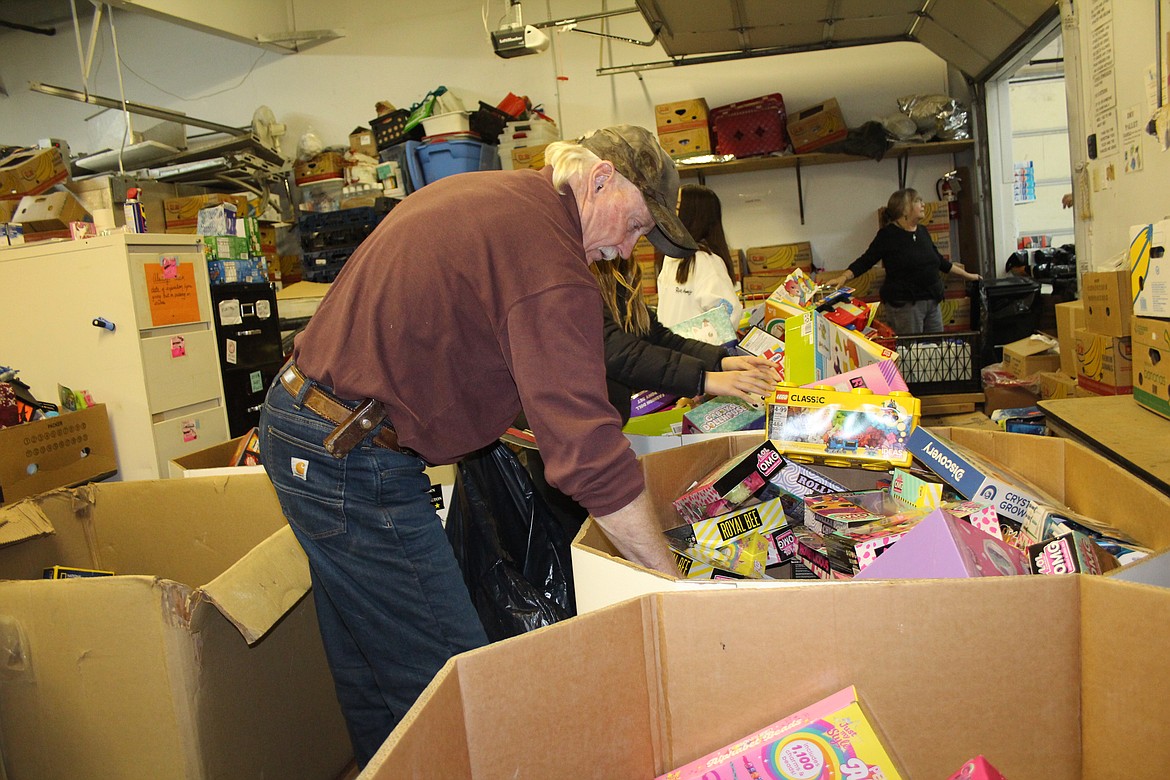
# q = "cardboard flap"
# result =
<box><xmin>0</xmin><ymin>497</ymin><xmax>56</xmax><ymax>547</ymax></box>
<box><xmin>199</xmin><ymin>525</ymin><xmax>310</xmax><ymax>644</ymax></box>
<box><xmin>1005</xmin><ymin>335</ymin><xmax>1058</xmax><ymax>357</ymax></box>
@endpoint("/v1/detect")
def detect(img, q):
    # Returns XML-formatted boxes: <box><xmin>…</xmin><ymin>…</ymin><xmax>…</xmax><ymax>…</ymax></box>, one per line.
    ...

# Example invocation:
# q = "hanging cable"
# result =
<box><xmin>107</xmin><ymin>4</ymin><xmax>134</xmax><ymax>174</ymax></box>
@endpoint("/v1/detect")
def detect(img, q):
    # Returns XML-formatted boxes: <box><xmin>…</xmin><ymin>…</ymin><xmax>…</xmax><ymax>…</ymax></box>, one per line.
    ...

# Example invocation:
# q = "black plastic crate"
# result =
<box><xmin>371</xmin><ymin>109</ymin><xmax>425</xmax><ymax>151</ymax></box>
<box><xmin>893</xmin><ymin>330</ymin><xmax>981</xmax><ymax>396</ymax></box>
<box><xmin>469</xmin><ymin>102</ymin><xmax>511</xmax><ymax>145</ymax></box>
<box><xmin>298</xmin><ymin>203</ymin><xmax>395</xmax><ymax>253</ymax></box>
<box><xmin>301</xmin><ymin>248</ymin><xmax>354</xmax><ymax>283</ymax></box>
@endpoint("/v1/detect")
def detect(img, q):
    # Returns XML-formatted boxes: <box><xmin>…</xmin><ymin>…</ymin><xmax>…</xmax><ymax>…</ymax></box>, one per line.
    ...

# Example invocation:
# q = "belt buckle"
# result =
<box><xmin>322</xmin><ymin>397</ymin><xmax>386</xmax><ymax>458</ymax></box>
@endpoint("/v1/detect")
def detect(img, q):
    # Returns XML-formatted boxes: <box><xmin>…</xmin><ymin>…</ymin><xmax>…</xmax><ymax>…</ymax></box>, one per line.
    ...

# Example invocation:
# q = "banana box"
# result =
<box><xmin>766</xmin><ymin>384</ymin><xmax>919</xmax><ymax>469</ymax></box>
<box><xmin>1075</xmin><ymin>329</ymin><xmax>1133</xmax><ymax>395</ymax></box>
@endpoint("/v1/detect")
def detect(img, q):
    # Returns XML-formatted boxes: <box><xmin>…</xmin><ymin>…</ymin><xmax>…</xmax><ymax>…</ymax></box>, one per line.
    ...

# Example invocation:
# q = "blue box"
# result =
<box><xmin>208</xmin><ymin>257</ymin><xmax>268</xmax><ymax>285</ymax></box>
<box><xmin>410</xmin><ymin>139</ymin><xmax>500</xmax><ymax>187</ymax></box>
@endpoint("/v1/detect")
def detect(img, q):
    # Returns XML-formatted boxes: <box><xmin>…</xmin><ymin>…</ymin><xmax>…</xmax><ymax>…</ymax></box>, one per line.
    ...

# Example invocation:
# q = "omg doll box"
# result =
<box><xmin>671</xmin><ymin>440</ymin><xmax>786</xmax><ymax>523</ymax></box>
<box><xmin>766</xmin><ymin>385</ymin><xmax>920</xmax><ymax>469</ymax></box>
<box><xmin>655</xmin><ymin>685</ymin><xmax>905</xmax><ymax>780</ymax></box>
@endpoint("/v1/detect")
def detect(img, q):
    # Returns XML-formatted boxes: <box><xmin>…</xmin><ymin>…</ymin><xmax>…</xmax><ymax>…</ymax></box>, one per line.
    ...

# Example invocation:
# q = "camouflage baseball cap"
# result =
<box><xmin>578</xmin><ymin>124</ymin><xmax>698</xmax><ymax>257</ymax></box>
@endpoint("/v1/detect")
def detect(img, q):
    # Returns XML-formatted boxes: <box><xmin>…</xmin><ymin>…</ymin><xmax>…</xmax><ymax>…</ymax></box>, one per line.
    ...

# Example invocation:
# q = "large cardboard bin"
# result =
<box><xmin>571</xmin><ymin>428</ymin><xmax>1170</xmax><ymax>613</ymax></box>
<box><xmin>363</xmin><ymin>576</ymin><xmax>1170</xmax><ymax>778</ymax></box>
<box><xmin>0</xmin><ymin>405</ymin><xmax>116</xmax><ymax>506</ymax></box>
<box><xmin>0</xmin><ymin>474</ymin><xmax>352</xmax><ymax>779</ymax></box>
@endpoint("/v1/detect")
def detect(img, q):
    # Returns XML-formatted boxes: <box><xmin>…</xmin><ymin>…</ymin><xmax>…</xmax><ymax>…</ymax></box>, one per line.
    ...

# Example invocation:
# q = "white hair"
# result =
<box><xmin>544</xmin><ymin>140</ymin><xmax>601</xmax><ymax>193</ymax></box>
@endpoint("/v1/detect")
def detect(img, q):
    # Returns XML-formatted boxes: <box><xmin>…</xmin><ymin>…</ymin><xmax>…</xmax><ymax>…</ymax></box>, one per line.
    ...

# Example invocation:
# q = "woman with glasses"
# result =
<box><xmin>825</xmin><ymin>188</ymin><xmax>979</xmax><ymax>335</ymax></box>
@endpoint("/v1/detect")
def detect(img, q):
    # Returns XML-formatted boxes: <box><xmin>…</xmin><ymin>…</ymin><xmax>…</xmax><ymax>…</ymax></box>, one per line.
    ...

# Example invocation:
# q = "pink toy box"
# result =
<box><xmin>656</xmin><ymin>685</ymin><xmax>905</xmax><ymax>780</ymax></box>
<box><xmin>854</xmin><ymin>509</ymin><xmax>1028</xmax><ymax>580</ymax></box>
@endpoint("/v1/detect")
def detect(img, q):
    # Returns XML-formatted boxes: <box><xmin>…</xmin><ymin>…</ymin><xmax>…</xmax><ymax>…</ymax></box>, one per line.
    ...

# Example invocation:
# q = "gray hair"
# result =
<box><xmin>545</xmin><ymin>140</ymin><xmax>601</xmax><ymax>193</ymax></box>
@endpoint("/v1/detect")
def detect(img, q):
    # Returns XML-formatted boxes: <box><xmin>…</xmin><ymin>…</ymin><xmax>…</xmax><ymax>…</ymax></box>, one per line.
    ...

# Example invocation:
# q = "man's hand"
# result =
<box><xmin>591</xmin><ymin>489</ymin><xmax>677</xmax><ymax>576</ymax></box>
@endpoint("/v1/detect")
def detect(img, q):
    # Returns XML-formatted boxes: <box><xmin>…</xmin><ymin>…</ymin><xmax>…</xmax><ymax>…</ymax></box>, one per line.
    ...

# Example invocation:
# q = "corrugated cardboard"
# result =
<box><xmin>13</xmin><ymin>190</ymin><xmax>91</xmax><ymax>232</ymax></box>
<box><xmin>1132</xmin><ymin>315</ymin><xmax>1170</xmax><ymax>419</ymax></box>
<box><xmin>0</xmin><ymin>147</ymin><xmax>69</xmax><ymax>199</ymax></box>
<box><xmin>0</xmin><ymin>405</ymin><xmax>117</xmax><ymax>507</ymax></box>
<box><xmin>1129</xmin><ymin>220</ymin><xmax>1170</xmax><ymax>318</ymax></box>
<box><xmin>654</xmin><ymin>98</ymin><xmax>710</xmax><ymax>132</ymax></box>
<box><xmin>1002</xmin><ymin>335</ymin><xmax>1061</xmax><ymax>377</ymax></box>
<box><xmin>1054</xmin><ymin>301</ymin><xmax>1085</xmax><ymax>376</ymax></box>
<box><xmin>1038</xmin><ymin>370</ymin><xmax>1079</xmax><ymax>400</ymax></box>
<box><xmin>1082</xmin><ymin>270</ymin><xmax>1132</xmax><ymax>337</ymax></box>
<box><xmin>363</xmin><ymin>576</ymin><xmax>1170</xmax><ymax>779</ymax></box>
<box><xmin>570</xmin><ymin>427</ymin><xmax>1170</xmax><ymax>614</ymax></box>
<box><xmin>744</xmin><ymin>241</ymin><xmax>813</xmax><ymax>274</ymax></box>
<box><xmin>1075</xmin><ymin>329</ymin><xmax>1133</xmax><ymax>395</ymax></box>
<box><xmin>787</xmin><ymin>97</ymin><xmax>848</xmax><ymax>153</ymax></box>
<box><xmin>0</xmin><ymin>475</ymin><xmax>352</xmax><ymax>778</ymax></box>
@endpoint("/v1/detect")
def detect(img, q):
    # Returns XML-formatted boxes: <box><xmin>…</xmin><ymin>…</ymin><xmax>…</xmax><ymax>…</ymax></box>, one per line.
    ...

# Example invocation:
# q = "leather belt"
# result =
<box><xmin>280</xmin><ymin>364</ymin><xmax>403</xmax><ymax>457</ymax></box>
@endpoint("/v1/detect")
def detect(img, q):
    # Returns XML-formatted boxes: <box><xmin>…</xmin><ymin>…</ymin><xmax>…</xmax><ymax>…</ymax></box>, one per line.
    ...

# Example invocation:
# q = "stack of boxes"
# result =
<box><xmin>499</xmin><ymin>117</ymin><xmax>559</xmax><ymax>171</ymax></box>
<box><xmin>741</xmin><ymin>241</ymin><xmax>814</xmax><ymax>297</ymax></box>
<box><xmin>653</xmin><ymin>98</ymin><xmax>712</xmax><ymax>160</ymax></box>
<box><xmin>1075</xmin><ymin>268</ymin><xmax>1134</xmax><ymax>396</ymax></box>
<box><xmin>293</xmin><ymin>150</ymin><xmax>346</xmax><ymax>212</ymax></box>
<box><xmin>0</xmin><ymin>146</ymin><xmax>80</xmax><ymax>244</ymax></box>
<box><xmin>1038</xmin><ymin>299</ymin><xmax>1085</xmax><ymax>400</ymax></box>
<box><xmin>1130</xmin><ymin>221</ymin><xmax>1170</xmax><ymax>418</ymax></box>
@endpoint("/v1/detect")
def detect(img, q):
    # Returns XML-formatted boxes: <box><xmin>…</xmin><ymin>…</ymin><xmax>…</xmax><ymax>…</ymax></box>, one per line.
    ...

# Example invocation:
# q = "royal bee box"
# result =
<box><xmin>664</xmin><ymin>495</ymin><xmax>788</xmax><ymax>551</ymax></box>
<box><xmin>766</xmin><ymin>385</ymin><xmax>920</xmax><ymax>469</ymax></box>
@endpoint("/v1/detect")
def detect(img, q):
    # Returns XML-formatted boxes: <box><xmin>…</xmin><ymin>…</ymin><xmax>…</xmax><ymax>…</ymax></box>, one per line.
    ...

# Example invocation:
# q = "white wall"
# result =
<box><xmin>1010</xmin><ymin>77</ymin><xmax>1074</xmax><ymax>251</ymax></box>
<box><xmin>0</xmin><ymin>0</ymin><xmax>961</xmax><ymax>271</ymax></box>
<box><xmin>1061</xmin><ymin>0</ymin><xmax>1170</xmax><ymax>271</ymax></box>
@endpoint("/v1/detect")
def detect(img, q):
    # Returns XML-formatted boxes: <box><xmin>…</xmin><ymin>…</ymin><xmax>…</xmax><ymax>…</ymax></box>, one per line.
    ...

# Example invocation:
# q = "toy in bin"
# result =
<box><xmin>946</xmin><ymin>754</ymin><xmax>1009</xmax><ymax>780</ymax></box>
<box><xmin>682</xmin><ymin>395</ymin><xmax>764</xmax><ymax>434</ymax></box>
<box><xmin>671</xmin><ymin>441</ymin><xmax>786</xmax><ymax>523</ymax></box>
<box><xmin>766</xmin><ymin>383</ymin><xmax>920</xmax><ymax>469</ymax></box>
<box><xmin>655</xmin><ymin>685</ymin><xmax>906</xmax><ymax>780</ymax></box>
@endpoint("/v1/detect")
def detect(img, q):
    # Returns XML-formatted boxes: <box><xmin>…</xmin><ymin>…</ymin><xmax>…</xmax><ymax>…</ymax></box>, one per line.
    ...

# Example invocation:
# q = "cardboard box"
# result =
<box><xmin>0</xmin><ymin>198</ymin><xmax>18</xmax><ymax>223</ymax></box>
<box><xmin>1082</xmin><ymin>270</ymin><xmax>1132</xmax><ymax>337</ymax></box>
<box><xmin>740</xmin><ymin>272</ymin><xmax>787</xmax><ymax>296</ymax></box>
<box><xmin>744</xmin><ymin>241</ymin><xmax>813</xmax><ymax>274</ymax></box>
<box><xmin>780</xmin><ymin>307</ymin><xmax>896</xmax><ymax>386</ymax></box>
<box><xmin>13</xmin><ymin>190</ymin><xmax>91</xmax><ymax>233</ymax></box>
<box><xmin>510</xmin><ymin>143</ymin><xmax>550</xmax><ymax>170</ymax></box>
<box><xmin>348</xmin><ymin>126</ymin><xmax>379</xmax><ymax>158</ymax></box>
<box><xmin>0</xmin><ymin>405</ymin><xmax>116</xmax><ymax>506</ymax></box>
<box><xmin>0</xmin><ymin>475</ymin><xmax>352</xmax><ymax>778</ymax></box>
<box><xmin>1132</xmin><ymin>315</ymin><xmax>1170</xmax><ymax>419</ymax></box>
<box><xmin>654</xmin><ymin>98</ymin><xmax>710</xmax><ymax>132</ymax></box>
<box><xmin>163</xmin><ymin>193</ymin><xmax>249</xmax><ymax>232</ymax></box>
<box><xmin>983</xmin><ymin>383</ymin><xmax>1039</xmax><ymax>416</ymax></box>
<box><xmin>1054</xmin><ymin>301</ymin><xmax>1085</xmax><ymax>376</ymax></box>
<box><xmin>1038</xmin><ymin>370</ymin><xmax>1078</xmax><ymax>400</ymax></box>
<box><xmin>570</xmin><ymin>428</ymin><xmax>1170</xmax><ymax>613</ymax></box>
<box><xmin>786</xmin><ymin>98</ymin><xmax>848</xmax><ymax>153</ymax></box>
<box><xmin>293</xmin><ymin>151</ymin><xmax>346</xmax><ymax>185</ymax></box>
<box><xmin>1129</xmin><ymin>220</ymin><xmax>1170</xmax><ymax>318</ymax></box>
<box><xmin>0</xmin><ymin>147</ymin><xmax>69</xmax><ymax>199</ymax></box>
<box><xmin>656</xmin><ymin>126</ymin><xmax>712</xmax><ymax>159</ymax></box>
<box><xmin>1001</xmin><ymin>335</ymin><xmax>1061</xmax><ymax>377</ymax></box>
<box><xmin>363</xmin><ymin>576</ymin><xmax>1170</xmax><ymax>779</ymax></box>
<box><xmin>1075</xmin><ymin>329</ymin><xmax>1133</xmax><ymax>395</ymax></box>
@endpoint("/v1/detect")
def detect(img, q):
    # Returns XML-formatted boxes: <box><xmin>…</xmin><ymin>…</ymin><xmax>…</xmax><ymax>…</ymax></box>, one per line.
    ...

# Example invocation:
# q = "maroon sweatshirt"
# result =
<box><xmin>292</xmin><ymin>167</ymin><xmax>644</xmax><ymax>517</ymax></box>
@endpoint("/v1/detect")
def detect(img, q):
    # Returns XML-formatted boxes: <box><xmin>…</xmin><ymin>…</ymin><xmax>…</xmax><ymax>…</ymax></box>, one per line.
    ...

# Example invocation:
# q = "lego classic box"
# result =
<box><xmin>362</xmin><ymin>576</ymin><xmax>1170</xmax><ymax>779</ymax></box>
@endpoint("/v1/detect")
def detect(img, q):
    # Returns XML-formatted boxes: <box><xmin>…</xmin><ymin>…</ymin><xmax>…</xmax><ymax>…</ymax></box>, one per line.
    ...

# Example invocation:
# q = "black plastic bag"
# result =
<box><xmin>445</xmin><ymin>441</ymin><xmax>574</xmax><ymax>642</ymax></box>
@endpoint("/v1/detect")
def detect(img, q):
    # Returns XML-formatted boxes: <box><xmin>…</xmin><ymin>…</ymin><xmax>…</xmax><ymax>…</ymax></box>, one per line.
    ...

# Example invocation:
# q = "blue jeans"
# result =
<box><xmin>883</xmin><ymin>299</ymin><xmax>943</xmax><ymax>335</ymax></box>
<box><xmin>258</xmin><ymin>370</ymin><xmax>487</xmax><ymax>767</ymax></box>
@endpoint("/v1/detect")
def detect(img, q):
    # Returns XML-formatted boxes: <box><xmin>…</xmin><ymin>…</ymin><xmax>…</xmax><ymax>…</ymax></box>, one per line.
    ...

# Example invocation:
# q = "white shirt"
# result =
<box><xmin>656</xmin><ymin>250</ymin><xmax>743</xmax><ymax>330</ymax></box>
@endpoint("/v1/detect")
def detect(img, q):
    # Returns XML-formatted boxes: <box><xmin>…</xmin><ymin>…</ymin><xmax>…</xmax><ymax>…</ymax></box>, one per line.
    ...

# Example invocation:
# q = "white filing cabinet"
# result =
<box><xmin>0</xmin><ymin>234</ymin><xmax>230</xmax><ymax>480</ymax></box>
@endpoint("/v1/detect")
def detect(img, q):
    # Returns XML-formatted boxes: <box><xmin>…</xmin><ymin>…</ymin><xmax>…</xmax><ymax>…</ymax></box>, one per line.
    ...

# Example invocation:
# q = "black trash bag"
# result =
<box><xmin>445</xmin><ymin>440</ymin><xmax>574</xmax><ymax>642</ymax></box>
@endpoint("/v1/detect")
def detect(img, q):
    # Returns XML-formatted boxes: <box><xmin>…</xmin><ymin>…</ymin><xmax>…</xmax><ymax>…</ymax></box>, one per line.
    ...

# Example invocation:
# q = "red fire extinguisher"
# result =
<box><xmin>937</xmin><ymin>170</ymin><xmax>961</xmax><ymax>221</ymax></box>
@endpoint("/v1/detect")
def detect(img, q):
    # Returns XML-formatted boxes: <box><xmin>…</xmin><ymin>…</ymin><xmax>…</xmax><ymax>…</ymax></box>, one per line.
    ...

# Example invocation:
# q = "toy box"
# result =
<box><xmin>669</xmin><ymin>306</ymin><xmax>737</xmax><ymax>346</ymax></box>
<box><xmin>766</xmin><ymin>385</ymin><xmax>920</xmax><ymax>469</ymax></box>
<box><xmin>672</xmin><ymin>440</ymin><xmax>786</xmax><ymax>523</ymax></box>
<box><xmin>805</xmin><ymin>358</ymin><xmax>907</xmax><ymax>395</ymax></box>
<box><xmin>779</xmin><ymin>307</ymin><xmax>897</xmax><ymax>386</ymax></box>
<box><xmin>1028</xmin><ymin>531</ymin><xmax>1120</xmax><ymax>576</ymax></box>
<box><xmin>904</xmin><ymin>427</ymin><xmax>1063</xmax><ymax>525</ymax></box>
<box><xmin>854</xmin><ymin>509</ymin><xmax>1029</xmax><ymax>580</ymax></box>
<box><xmin>656</xmin><ymin>685</ymin><xmax>904</xmax><ymax>780</ymax></box>
<box><xmin>670</xmin><ymin>546</ymin><xmax>750</xmax><ymax>580</ymax></box>
<box><xmin>675</xmin><ymin>530</ymin><xmax>771</xmax><ymax>579</ymax></box>
<box><xmin>946</xmin><ymin>755</ymin><xmax>1009</xmax><ymax>780</ymax></box>
<box><xmin>889</xmin><ymin>467</ymin><xmax>943</xmax><ymax>508</ymax></box>
<box><xmin>802</xmin><ymin>490</ymin><xmax>889</xmax><ymax>537</ymax></box>
<box><xmin>665</xmin><ymin>495</ymin><xmax>788</xmax><ymax>551</ymax></box>
<box><xmin>631</xmin><ymin>389</ymin><xmax>680</xmax><ymax>417</ymax></box>
<box><xmin>682</xmin><ymin>396</ymin><xmax>765</xmax><ymax>434</ymax></box>
<box><xmin>738</xmin><ymin>326</ymin><xmax>785</xmax><ymax>366</ymax></box>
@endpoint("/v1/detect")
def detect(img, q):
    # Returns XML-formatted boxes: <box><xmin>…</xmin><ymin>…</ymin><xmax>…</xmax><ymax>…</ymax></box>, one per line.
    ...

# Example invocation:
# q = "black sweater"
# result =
<box><xmin>845</xmin><ymin>223</ymin><xmax>952</xmax><ymax>304</ymax></box>
<box><xmin>603</xmin><ymin>287</ymin><xmax>726</xmax><ymax>425</ymax></box>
